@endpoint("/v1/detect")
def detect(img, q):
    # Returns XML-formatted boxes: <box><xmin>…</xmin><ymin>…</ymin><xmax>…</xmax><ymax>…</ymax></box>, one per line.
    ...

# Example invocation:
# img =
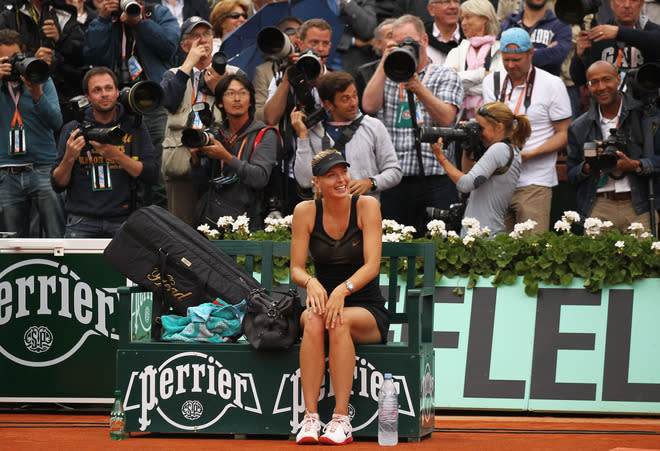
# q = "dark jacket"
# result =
<box><xmin>500</xmin><ymin>9</ymin><xmax>572</xmax><ymax>76</ymax></box>
<box><xmin>53</xmin><ymin>103</ymin><xmax>159</xmax><ymax>218</ymax></box>
<box><xmin>336</xmin><ymin>0</ymin><xmax>379</xmax><ymax>77</ymax></box>
<box><xmin>83</xmin><ymin>3</ymin><xmax>180</xmax><ymax>84</ymax></box>
<box><xmin>192</xmin><ymin>118</ymin><xmax>279</xmax><ymax>231</ymax></box>
<box><xmin>566</xmin><ymin>92</ymin><xmax>660</xmax><ymax>217</ymax></box>
<box><xmin>144</xmin><ymin>0</ymin><xmax>210</xmax><ymax>21</ymax></box>
<box><xmin>0</xmin><ymin>0</ymin><xmax>85</xmax><ymax>102</ymax></box>
<box><xmin>569</xmin><ymin>16</ymin><xmax>660</xmax><ymax>87</ymax></box>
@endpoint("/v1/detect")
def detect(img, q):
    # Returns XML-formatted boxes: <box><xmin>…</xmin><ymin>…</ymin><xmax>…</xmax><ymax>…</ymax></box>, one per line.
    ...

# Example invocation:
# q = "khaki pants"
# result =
<box><xmin>505</xmin><ymin>185</ymin><xmax>553</xmax><ymax>234</ymax></box>
<box><xmin>590</xmin><ymin>197</ymin><xmax>657</xmax><ymax>232</ymax></box>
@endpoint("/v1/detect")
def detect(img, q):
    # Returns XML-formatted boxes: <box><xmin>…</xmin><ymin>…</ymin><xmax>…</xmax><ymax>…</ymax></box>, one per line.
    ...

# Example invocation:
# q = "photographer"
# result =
<box><xmin>290</xmin><ymin>71</ymin><xmax>401</xmax><ymax>202</ymax></box>
<box><xmin>263</xmin><ymin>18</ymin><xmax>334</xmax><ymax>214</ymax></box>
<box><xmin>192</xmin><ymin>73</ymin><xmax>278</xmax><ymax>232</ymax></box>
<box><xmin>570</xmin><ymin>0</ymin><xmax>660</xmax><ymax>87</ymax></box>
<box><xmin>52</xmin><ymin>66</ymin><xmax>158</xmax><ymax>237</ymax></box>
<box><xmin>432</xmin><ymin>102</ymin><xmax>531</xmax><ymax>237</ymax></box>
<box><xmin>0</xmin><ymin>29</ymin><xmax>64</xmax><ymax>237</ymax></box>
<box><xmin>362</xmin><ymin>14</ymin><xmax>464</xmax><ymax>234</ymax></box>
<box><xmin>566</xmin><ymin>60</ymin><xmax>660</xmax><ymax>231</ymax></box>
<box><xmin>160</xmin><ymin>16</ymin><xmax>240</xmax><ymax>226</ymax></box>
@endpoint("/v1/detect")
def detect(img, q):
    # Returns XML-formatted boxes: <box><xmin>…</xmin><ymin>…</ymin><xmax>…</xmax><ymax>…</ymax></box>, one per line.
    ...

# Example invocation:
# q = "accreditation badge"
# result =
<box><xmin>91</xmin><ymin>161</ymin><xmax>113</xmax><ymax>191</ymax></box>
<box><xmin>8</xmin><ymin>125</ymin><xmax>27</xmax><ymax>156</ymax></box>
<box><xmin>395</xmin><ymin>101</ymin><xmax>412</xmax><ymax>128</ymax></box>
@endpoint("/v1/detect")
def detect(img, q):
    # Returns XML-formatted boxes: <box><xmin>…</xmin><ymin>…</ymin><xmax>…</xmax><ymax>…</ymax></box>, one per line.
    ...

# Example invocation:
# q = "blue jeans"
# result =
<box><xmin>64</xmin><ymin>213</ymin><xmax>127</xmax><ymax>238</ymax></box>
<box><xmin>0</xmin><ymin>164</ymin><xmax>65</xmax><ymax>237</ymax></box>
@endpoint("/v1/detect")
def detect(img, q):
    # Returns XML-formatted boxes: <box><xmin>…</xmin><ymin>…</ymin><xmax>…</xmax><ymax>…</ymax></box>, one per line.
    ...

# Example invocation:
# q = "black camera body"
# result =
<box><xmin>555</xmin><ymin>0</ymin><xmax>601</xmax><ymax>26</ymax></box>
<box><xmin>420</xmin><ymin>119</ymin><xmax>484</xmax><ymax>160</ymax></box>
<box><xmin>384</xmin><ymin>37</ymin><xmax>420</xmax><ymax>82</ymax></box>
<box><xmin>181</xmin><ymin>128</ymin><xmax>215</xmax><ymax>148</ymax></box>
<box><xmin>5</xmin><ymin>52</ymin><xmax>50</xmax><ymax>84</ymax></box>
<box><xmin>584</xmin><ymin>128</ymin><xmax>625</xmax><ymax>172</ymax></box>
<box><xmin>79</xmin><ymin>120</ymin><xmax>126</xmax><ymax>146</ymax></box>
<box><xmin>287</xmin><ymin>52</ymin><xmax>325</xmax><ymax>129</ymax></box>
<box><xmin>426</xmin><ymin>202</ymin><xmax>466</xmax><ymax>233</ymax></box>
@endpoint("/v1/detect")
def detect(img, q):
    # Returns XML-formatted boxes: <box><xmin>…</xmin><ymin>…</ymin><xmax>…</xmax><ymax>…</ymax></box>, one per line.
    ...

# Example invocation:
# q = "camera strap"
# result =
<box><xmin>493</xmin><ymin>142</ymin><xmax>514</xmax><ymax>176</ymax></box>
<box><xmin>497</xmin><ymin>67</ymin><xmax>536</xmax><ymax>114</ymax></box>
<box><xmin>322</xmin><ymin>115</ymin><xmax>365</xmax><ymax>154</ymax></box>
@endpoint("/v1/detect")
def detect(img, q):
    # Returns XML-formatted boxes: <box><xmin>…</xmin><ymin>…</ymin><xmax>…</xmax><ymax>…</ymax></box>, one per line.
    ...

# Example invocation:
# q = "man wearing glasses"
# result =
<box><xmin>567</xmin><ymin>60</ymin><xmax>660</xmax><ymax>232</ymax></box>
<box><xmin>483</xmin><ymin>27</ymin><xmax>572</xmax><ymax>234</ymax></box>
<box><xmin>425</xmin><ymin>0</ymin><xmax>464</xmax><ymax>66</ymax></box>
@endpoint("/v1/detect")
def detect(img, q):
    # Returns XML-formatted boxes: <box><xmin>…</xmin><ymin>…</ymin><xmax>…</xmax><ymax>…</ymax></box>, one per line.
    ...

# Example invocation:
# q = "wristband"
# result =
<box><xmin>304</xmin><ymin>276</ymin><xmax>315</xmax><ymax>288</ymax></box>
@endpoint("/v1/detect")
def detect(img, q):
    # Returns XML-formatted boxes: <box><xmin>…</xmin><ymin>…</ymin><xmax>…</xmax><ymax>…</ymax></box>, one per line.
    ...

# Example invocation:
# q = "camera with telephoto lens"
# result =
<box><xmin>419</xmin><ymin>119</ymin><xmax>485</xmax><ymax>160</ymax></box>
<box><xmin>79</xmin><ymin>121</ymin><xmax>126</xmax><ymax>146</ymax></box>
<box><xmin>181</xmin><ymin>128</ymin><xmax>214</xmax><ymax>148</ymax></box>
<box><xmin>625</xmin><ymin>62</ymin><xmax>660</xmax><ymax>107</ymax></box>
<box><xmin>426</xmin><ymin>202</ymin><xmax>466</xmax><ymax>233</ymax></box>
<box><xmin>197</xmin><ymin>52</ymin><xmax>228</xmax><ymax>95</ymax></box>
<box><xmin>118</xmin><ymin>80</ymin><xmax>163</xmax><ymax>116</ymax></box>
<box><xmin>583</xmin><ymin>128</ymin><xmax>625</xmax><ymax>172</ymax></box>
<box><xmin>287</xmin><ymin>50</ymin><xmax>325</xmax><ymax>129</ymax></box>
<box><xmin>5</xmin><ymin>52</ymin><xmax>49</xmax><ymax>84</ymax></box>
<box><xmin>257</xmin><ymin>26</ymin><xmax>296</xmax><ymax>61</ymax></box>
<box><xmin>119</xmin><ymin>0</ymin><xmax>142</xmax><ymax>18</ymax></box>
<box><xmin>384</xmin><ymin>37</ymin><xmax>420</xmax><ymax>82</ymax></box>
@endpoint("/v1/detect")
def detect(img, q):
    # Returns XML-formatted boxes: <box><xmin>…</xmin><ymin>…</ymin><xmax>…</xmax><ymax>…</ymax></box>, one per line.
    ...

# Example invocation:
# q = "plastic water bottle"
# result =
<box><xmin>378</xmin><ymin>373</ymin><xmax>399</xmax><ymax>446</ymax></box>
<box><xmin>109</xmin><ymin>389</ymin><xmax>126</xmax><ymax>440</ymax></box>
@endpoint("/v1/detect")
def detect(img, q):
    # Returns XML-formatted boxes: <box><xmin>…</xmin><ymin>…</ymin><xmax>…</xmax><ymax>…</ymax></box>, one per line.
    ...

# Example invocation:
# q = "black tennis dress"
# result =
<box><xmin>309</xmin><ymin>195</ymin><xmax>391</xmax><ymax>343</ymax></box>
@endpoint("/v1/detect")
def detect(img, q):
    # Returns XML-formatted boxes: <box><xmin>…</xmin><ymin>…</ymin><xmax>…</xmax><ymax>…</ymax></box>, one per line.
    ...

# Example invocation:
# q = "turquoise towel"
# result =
<box><xmin>161</xmin><ymin>299</ymin><xmax>246</xmax><ymax>343</ymax></box>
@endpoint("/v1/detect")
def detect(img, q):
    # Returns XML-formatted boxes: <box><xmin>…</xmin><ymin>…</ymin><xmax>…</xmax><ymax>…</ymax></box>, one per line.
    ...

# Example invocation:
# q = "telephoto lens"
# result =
<box><xmin>181</xmin><ymin>128</ymin><xmax>213</xmax><ymax>148</ymax></box>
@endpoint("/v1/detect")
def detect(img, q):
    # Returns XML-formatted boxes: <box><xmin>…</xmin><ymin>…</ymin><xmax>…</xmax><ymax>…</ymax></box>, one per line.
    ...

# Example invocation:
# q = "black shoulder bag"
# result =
<box><xmin>242</xmin><ymin>288</ymin><xmax>303</xmax><ymax>351</ymax></box>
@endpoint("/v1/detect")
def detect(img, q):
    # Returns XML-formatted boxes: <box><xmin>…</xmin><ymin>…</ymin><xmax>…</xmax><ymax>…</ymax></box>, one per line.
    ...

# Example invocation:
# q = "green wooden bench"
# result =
<box><xmin>115</xmin><ymin>240</ymin><xmax>436</xmax><ymax>441</ymax></box>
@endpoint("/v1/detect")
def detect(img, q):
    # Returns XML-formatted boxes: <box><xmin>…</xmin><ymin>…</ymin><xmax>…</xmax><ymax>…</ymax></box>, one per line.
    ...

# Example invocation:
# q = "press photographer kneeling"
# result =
<box><xmin>567</xmin><ymin>60</ymin><xmax>660</xmax><ymax>234</ymax></box>
<box><xmin>430</xmin><ymin>102</ymin><xmax>531</xmax><ymax>238</ymax></box>
<box><xmin>52</xmin><ymin>66</ymin><xmax>159</xmax><ymax>238</ymax></box>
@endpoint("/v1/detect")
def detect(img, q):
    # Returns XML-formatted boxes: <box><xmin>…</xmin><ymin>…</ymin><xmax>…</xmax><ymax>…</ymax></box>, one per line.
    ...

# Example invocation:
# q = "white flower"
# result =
<box><xmin>382</xmin><ymin>232</ymin><xmax>403</xmax><ymax>242</ymax></box>
<box><xmin>462</xmin><ymin>217</ymin><xmax>480</xmax><ymax>229</ymax></box>
<box><xmin>628</xmin><ymin>222</ymin><xmax>645</xmax><ymax>232</ymax></box>
<box><xmin>281</xmin><ymin>215</ymin><xmax>293</xmax><ymax>227</ymax></box>
<box><xmin>584</xmin><ymin>217</ymin><xmax>603</xmax><ymax>236</ymax></box>
<box><xmin>264</xmin><ymin>224</ymin><xmax>277</xmax><ymax>233</ymax></box>
<box><xmin>426</xmin><ymin>220</ymin><xmax>447</xmax><ymax>238</ymax></box>
<box><xmin>639</xmin><ymin>232</ymin><xmax>652</xmax><ymax>240</ymax></box>
<box><xmin>264</xmin><ymin>216</ymin><xmax>279</xmax><ymax>226</ymax></box>
<box><xmin>651</xmin><ymin>242</ymin><xmax>660</xmax><ymax>252</ymax></box>
<box><xmin>447</xmin><ymin>231</ymin><xmax>459</xmax><ymax>240</ymax></box>
<box><xmin>197</xmin><ymin>223</ymin><xmax>211</xmax><ymax>233</ymax></box>
<box><xmin>602</xmin><ymin>221</ymin><xmax>614</xmax><ymax>230</ymax></box>
<box><xmin>382</xmin><ymin>219</ymin><xmax>403</xmax><ymax>232</ymax></box>
<box><xmin>232</xmin><ymin>215</ymin><xmax>250</xmax><ymax>233</ymax></box>
<box><xmin>462</xmin><ymin>235</ymin><xmax>475</xmax><ymax>246</ymax></box>
<box><xmin>563</xmin><ymin>211</ymin><xmax>580</xmax><ymax>223</ymax></box>
<box><xmin>480</xmin><ymin>226</ymin><xmax>491</xmax><ymax>238</ymax></box>
<box><xmin>522</xmin><ymin>219</ymin><xmax>538</xmax><ymax>231</ymax></box>
<box><xmin>401</xmin><ymin>225</ymin><xmax>416</xmax><ymax>235</ymax></box>
<box><xmin>615</xmin><ymin>240</ymin><xmax>625</xmax><ymax>249</ymax></box>
<box><xmin>208</xmin><ymin>229</ymin><xmax>220</xmax><ymax>239</ymax></box>
<box><xmin>216</xmin><ymin>216</ymin><xmax>234</xmax><ymax>228</ymax></box>
<box><xmin>554</xmin><ymin>219</ymin><xmax>571</xmax><ymax>233</ymax></box>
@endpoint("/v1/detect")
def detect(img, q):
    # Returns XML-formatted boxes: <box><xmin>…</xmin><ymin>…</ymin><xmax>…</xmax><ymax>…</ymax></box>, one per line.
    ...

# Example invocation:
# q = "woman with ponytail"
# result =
<box><xmin>432</xmin><ymin>102</ymin><xmax>531</xmax><ymax>237</ymax></box>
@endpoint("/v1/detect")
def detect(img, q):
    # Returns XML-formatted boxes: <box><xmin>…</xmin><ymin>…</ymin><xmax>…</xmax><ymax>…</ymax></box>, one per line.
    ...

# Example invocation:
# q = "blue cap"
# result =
<box><xmin>500</xmin><ymin>28</ymin><xmax>532</xmax><ymax>53</ymax></box>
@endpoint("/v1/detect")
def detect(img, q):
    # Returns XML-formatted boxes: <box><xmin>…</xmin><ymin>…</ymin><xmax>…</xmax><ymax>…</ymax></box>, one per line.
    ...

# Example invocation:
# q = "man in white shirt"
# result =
<box><xmin>483</xmin><ymin>27</ymin><xmax>572</xmax><ymax>233</ymax></box>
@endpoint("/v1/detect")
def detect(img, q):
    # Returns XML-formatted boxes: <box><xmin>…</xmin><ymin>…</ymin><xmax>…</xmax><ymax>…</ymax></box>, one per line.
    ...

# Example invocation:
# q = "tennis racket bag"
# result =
<box><xmin>103</xmin><ymin>205</ymin><xmax>261</xmax><ymax>338</ymax></box>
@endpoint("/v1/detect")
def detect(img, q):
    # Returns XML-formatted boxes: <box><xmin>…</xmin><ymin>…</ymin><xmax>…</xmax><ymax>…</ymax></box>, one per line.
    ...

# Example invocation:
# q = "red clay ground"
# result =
<box><xmin>1</xmin><ymin>413</ymin><xmax>660</xmax><ymax>450</ymax></box>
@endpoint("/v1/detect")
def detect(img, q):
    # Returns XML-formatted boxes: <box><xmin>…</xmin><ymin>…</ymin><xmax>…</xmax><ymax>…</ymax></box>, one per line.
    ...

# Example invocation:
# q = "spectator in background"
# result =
<box><xmin>566</xmin><ymin>61</ymin><xmax>660</xmax><ymax>232</ymax></box>
<box><xmin>253</xmin><ymin>16</ymin><xmax>302</xmax><ymax>122</ymax></box>
<box><xmin>570</xmin><ymin>0</ymin><xmax>660</xmax><ymax>87</ymax></box>
<box><xmin>334</xmin><ymin>0</ymin><xmax>378</xmax><ymax>78</ymax></box>
<box><xmin>355</xmin><ymin>18</ymin><xmax>396</xmax><ymax>110</ymax></box>
<box><xmin>161</xmin><ymin>16</ymin><xmax>241</xmax><ymax>226</ymax></box>
<box><xmin>394</xmin><ymin>0</ymin><xmax>433</xmax><ymax>24</ymax></box>
<box><xmin>426</xmin><ymin>0</ymin><xmax>465</xmax><ymax>66</ymax></box>
<box><xmin>445</xmin><ymin>0</ymin><xmax>504</xmax><ymax>120</ymax></box>
<box><xmin>209</xmin><ymin>0</ymin><xmax>248</xmax><ymax>53</ymax></box>
<box><xmin>0</xmin><ymin>29</ymin><xmax>64</xmax><ymax>238</ymax></box>
<box><xmin>66</xmin><ymin>0</ymin><xmax>99</xmax><ymax>28</ymax></box>
<box><xmin>482</xmin><ymin>27</ymin><xmax>572</xmax><ymax>233</ymax></box>
<box><xmin>0</xmin><ymin>0</ymin><xmax>85</xmax><ymax>116</ymax></box>
<box><xmin>52</xmin><ymin>67</ymin><xmax>158</xmax><ymax>237</ymax></box>
<box><xmin>84</xmin><ymin>0</ymin><xmax>180</xmax><ymax>209</ymax></box>
<box><xmin>362</xmin><ymin>14</ymin><xmax>464</xmax><ymax>233</ymax></box>
<box><xmin>148</xmin><ymin>0</ymin><xmax>211</xmax><ymax>26</ymax></box>
<box><xmin>500</xmin><ymin>0</ymin><xmax>572</xmax><ymax>76</ymax></box>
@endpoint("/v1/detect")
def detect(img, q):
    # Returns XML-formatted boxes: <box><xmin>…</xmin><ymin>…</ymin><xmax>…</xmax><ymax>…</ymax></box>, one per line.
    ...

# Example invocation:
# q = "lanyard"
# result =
<box><xmin>191</xmin><ymin>73</ymin><xmax>207</xmax><ymax>105</ymax></box>
<box><xmin>218</xmin><ymin>117</ymin><xmax>251</xmax><ymax>149</ymax></box>
<box><xmin>220</xmin><ymin>136</ymin><xmax>248</xmax><ymax>176</ymax></box>
<box><xmin>121</xmin><ymin>24</ymin><xmax>137</xmax><ymax>60</ymax></box>
<box><xmin>8</xmin><ymin>84</ymin><xmax>23</xmax><ymax>127</ymax></box>
<box><xmin>499</xmin><ymin>67</ymin><xmax>536</xmax><ymax>114</ymax></box>
<box><xmin>397</xmin><ymin>64</ymin><xmax>433</xmax><ymax>102</ymax></box>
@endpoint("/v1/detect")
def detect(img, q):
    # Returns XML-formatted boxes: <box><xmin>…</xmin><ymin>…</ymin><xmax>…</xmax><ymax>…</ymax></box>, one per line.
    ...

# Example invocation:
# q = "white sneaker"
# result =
<box><xmin>319</xmin><ymin>414</ymin><xmax>353</xmax><ymax>445</ymax></box>
<box><xmin>296</xmin><ymin>411</ymin><xmax>321</xmax><ymax>445</ymax></box>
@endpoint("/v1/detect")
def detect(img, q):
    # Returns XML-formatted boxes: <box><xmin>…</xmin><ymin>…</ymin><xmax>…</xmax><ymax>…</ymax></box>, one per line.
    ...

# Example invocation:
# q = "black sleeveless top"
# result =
<box><xmin>309</xmin><ymin>195</ymin><xmax>385</xmax><ymax>305</ymax></box>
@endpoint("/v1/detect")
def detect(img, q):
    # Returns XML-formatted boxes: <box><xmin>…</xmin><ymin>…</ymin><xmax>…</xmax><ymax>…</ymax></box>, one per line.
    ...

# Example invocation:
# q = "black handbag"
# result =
<box><xmin>243</xmin><ymin>288</ymin><xmax>303</xmax><ymax>351</ymax></box>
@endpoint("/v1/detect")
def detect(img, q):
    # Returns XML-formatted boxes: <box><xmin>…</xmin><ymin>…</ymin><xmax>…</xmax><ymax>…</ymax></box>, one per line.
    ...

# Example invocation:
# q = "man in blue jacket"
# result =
<box><xmin>83</xmin><ymin>0</ymin><xmax>180</xmax><ymax>208</ymax></box>
<box><xmin>52</xmin><ymin>66</ymin><xmax>159</xmax><ymax>237</ymax></box>
<box><xmin>0</xmin><ymin>29</ymin><xmax>64</xmax><ymax>237</ymax></box>
<box><xmin>566</xmin><ymin>60</ymin><xmax>660</xmax><ymax>232</ymax></box>
<box><xmin>500</xmin><ymin>0</ymin><xmax>572</xmax><ymax>76</ymax></box>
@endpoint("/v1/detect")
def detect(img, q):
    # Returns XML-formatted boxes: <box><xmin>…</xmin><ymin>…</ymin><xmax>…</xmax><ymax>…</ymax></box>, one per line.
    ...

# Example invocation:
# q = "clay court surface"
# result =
<box><xmin>2</xmin><ymin>412</ymin><xmax>660</xmax><ymax>450</ymax></box>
